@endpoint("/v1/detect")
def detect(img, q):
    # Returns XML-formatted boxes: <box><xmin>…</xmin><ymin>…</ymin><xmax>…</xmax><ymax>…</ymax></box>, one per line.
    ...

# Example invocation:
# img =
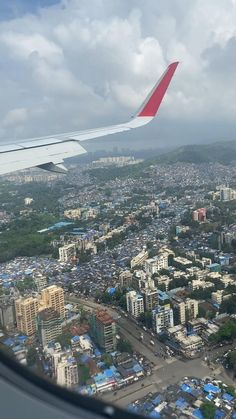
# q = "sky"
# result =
<box><xmin>1</xmin><ymin>0</ymin><xmax>236</xmax><ymax>150</ymax></box>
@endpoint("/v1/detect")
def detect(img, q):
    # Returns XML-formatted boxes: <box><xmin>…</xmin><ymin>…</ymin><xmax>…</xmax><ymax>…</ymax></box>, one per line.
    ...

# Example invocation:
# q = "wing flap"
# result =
<box><xmin>0</xmin><ymin>140</ymin><xmax>86</xmax><ymax>175</ymax></box>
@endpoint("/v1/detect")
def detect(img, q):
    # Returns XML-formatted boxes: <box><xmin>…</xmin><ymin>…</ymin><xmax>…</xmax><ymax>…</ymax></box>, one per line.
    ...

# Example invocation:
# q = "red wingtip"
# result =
<box><xmin>138</xmin><ymin>61</ymin><xmax>179</xmax><ymax>117</ymax></box>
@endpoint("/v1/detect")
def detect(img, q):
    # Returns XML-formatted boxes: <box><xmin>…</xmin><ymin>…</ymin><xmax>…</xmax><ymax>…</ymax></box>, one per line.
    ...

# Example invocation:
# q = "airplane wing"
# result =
<box><xmin>0</xmin><ymin>61</ymin><xmax>178</xmax><ymax>175</ymax></box>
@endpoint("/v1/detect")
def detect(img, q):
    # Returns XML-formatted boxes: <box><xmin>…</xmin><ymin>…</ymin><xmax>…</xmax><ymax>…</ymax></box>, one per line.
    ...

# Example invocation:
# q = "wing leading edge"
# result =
<box><xmin>0</xmin><ymin>61</ymin><xmax>178</xmax><ymax>175</ymax></box>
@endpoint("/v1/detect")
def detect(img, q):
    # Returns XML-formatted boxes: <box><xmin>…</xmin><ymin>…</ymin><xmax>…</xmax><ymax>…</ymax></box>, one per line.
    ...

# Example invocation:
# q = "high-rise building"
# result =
<box><xmin>89</xmin><ymin>309</ymin><xmax>117</xmax><ymax>353</ymax></box>
<box><xmin>126</xmin><ymin>290</ymin><xmax>144</xmax><ymax>318</ymax></box>
<box><xmin>119</xmin><ymin>270</ymin><xmax>133</xmax><ymax>288</ymax></box>
<box><xmin>152</xmin><ymin>306</ymin><xmax>174</xmax><ymax>334</ymax></box>
<box><xmin>0</xmin><ymin>301</ymin><xmax>15</xmax><ymax>330</ymax></box>
<box><xmin>15</xmin><ymin>297</ymin><xmax>38</xmax><ymax>336</ymax></box>
<box><xmin>59</xmin><ymin>244</ymin><xmax>76</xmax><ymax>263</ymax></box>
<box><xmin>172</xmin><ymin>297</ymin><xmax>199</xmax><ymax>324</ymax></box>
<box><xmin>142</xmin><ymin>287</ymin><xmax>158</xmax><ymax>312</ymax></box>
<box><xmin>192</xmin><ymin>208</ymin><xmax>206</xmax><ymax>222</ymax></box>
<box><xmin>37</xmin><ymin>308</ymin><xmax>62</xmax><ymax>347</ymax></box>
<box><xmin>41</xmin><ymin>285</ymin><xmax>65</xmax><ymax>319</ymax></box>
<box><xmin>220</xmin><ymin>187</ymin><xmax>232</xmax><ymax>202</ymax></box>
<box><xmin>57</xmin><ymin>356</ymin><xmax>79</xmax><ymax>388</ymax></box>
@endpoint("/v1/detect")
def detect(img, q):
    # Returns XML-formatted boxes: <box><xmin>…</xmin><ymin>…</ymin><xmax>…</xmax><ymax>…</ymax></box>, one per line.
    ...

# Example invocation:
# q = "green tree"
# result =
<box><xmin>220</xmin><ymin>295</ymin><xmax>236</xmax><ymax>314</ymax></box>
<box><xmin>56</xmin><ymin>332</ymin><xmax>72</xmax><ymax>349</ymax></box>
<box><xmin>101</xmin><ymin>353</ymin><xmax>113</xmax><ymax>367</ymax></box>
<box><xmin>117</xmin><ymin>338</ymin><xmax>133</xmax><ymax>354</ymax></box>
<box><xmin>200</xmin><ymin>401</ymin><xmax>216</xmax><ymax>419</ymax></box>
<box><xmin>138</xmin><ymin>312</ymin><xmax>152</xmax><ymax>329</ymax></box>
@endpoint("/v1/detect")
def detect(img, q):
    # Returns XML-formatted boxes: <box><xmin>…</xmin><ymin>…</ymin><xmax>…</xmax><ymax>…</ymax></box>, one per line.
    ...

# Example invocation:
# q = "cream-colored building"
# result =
<box><xmin>145</xmin><ymin>253</ymin><xmax>169</xmax><ymax>275</ymax></box>
<box><xmin>41</xmin><ymin>285</ymin><xmax>65</xmax><ymax>319</ymax></box>
<box><xmin>130</xmin><ymin>250</ymin><xmax>148</xmax><ymax>269</ymax></box>
<box><xmin>59</xmin><ymin>243</ymin><xmax>76</xmax><ymax>263</ymax></box>
<box><xmin>15</xmin><ymin>297</ymin><xmax>38</xmax><ymax>336</ymax></box>
<box><xmin>57</xmin><ymin>357</ymin><xmax>79</xmax><ymax>388</ymax></box>
<box><xmin>172</xmin><ymin>297</ymin><xmax>199</xmax><ymax>324</ymax></box>
<box><xmin>64</xmin><ymin>209</ymin><xmax>81</xmax><ymax>220</ymax></box>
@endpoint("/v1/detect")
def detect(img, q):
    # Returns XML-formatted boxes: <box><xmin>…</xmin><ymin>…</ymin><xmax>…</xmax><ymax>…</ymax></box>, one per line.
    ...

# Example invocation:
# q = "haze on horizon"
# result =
<box><xmin>0</xmin><ymin>0</ymin><xmax>236</xmax><ymax>151</ymax></box>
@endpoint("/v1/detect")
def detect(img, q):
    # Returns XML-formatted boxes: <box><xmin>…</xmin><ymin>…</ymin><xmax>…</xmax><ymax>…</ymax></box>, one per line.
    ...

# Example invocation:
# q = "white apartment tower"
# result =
<box><xmin>152</xmin><ymin>306</ymin><xmax>174</xmax><ymax>334</ymax></box>
<box><xmin>126</xmin><ymin>291</ymin><xmax>144</xmax><ymax>318</ymax></box>
<box><xmin>57</xmin><ymin>357</ymin><xmax>79</xmax><ymax>388</ymax></box>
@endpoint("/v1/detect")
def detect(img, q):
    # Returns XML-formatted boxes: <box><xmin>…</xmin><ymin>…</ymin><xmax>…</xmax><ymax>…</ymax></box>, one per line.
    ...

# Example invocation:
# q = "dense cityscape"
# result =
<box><xmin>1</xmin><ymin>153</ymin><xmax>236</xmax><ymax>418</ymax></box>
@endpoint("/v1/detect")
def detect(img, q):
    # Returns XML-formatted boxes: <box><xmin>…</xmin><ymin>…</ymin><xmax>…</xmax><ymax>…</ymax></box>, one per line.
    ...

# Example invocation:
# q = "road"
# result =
<box><xmin>66</xmin><ymin>295</ymin><xmax>235</xmax><ymax>408</ymax></box>
<box><xmin>102</xmin><ymin>358</ymin><xmax>234</xmax><ymax>407</ymax></box>
<box><xmin>66</xmin><ymin>295</ymin><xmax>168</xmax><ymax>367</ymax></box>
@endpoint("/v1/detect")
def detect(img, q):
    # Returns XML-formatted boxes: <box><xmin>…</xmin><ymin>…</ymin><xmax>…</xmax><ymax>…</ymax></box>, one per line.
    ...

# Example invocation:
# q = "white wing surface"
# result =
<box><xmin>0</xmin><ymin>62</ymin><xmax>178</xmax><ymax>175</ymax></box>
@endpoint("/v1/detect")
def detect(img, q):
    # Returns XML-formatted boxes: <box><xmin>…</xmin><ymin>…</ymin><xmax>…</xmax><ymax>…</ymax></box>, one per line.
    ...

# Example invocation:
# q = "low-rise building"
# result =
<box><xmin>166</xmin><ymin>325</ymin><xmax>203</xmax><ymax>357</ymax></box>
<box><xmin>145</xmin><ymin>253</ymin><xmax>169</xmax><ymax>275</ymax></box>
<box><xmin>130</xmin><ymin>250</ymin><xmax>148</xmax><ymax>269</ymax></box>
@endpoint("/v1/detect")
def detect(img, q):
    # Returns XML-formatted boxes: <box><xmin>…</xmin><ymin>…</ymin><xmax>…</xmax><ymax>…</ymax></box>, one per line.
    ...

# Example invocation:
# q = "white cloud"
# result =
<box><xmin>1</xmin><ymin>0</ymin><xmax>236</xmax><ymax>146</ymax></box>
<box><xmin>2</xmin><ymin>107</ymin><xmax>28</xmax><ymax>127</ymax></box>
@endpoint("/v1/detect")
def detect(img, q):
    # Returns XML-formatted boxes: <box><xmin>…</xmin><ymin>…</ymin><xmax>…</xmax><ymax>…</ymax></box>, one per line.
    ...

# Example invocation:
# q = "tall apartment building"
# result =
<box><xmin>152</xmin><ymin>306</ymin><xmax>174</xmax><ymax>334</ymax></box>
<box><xmin>126</xmin><ymin>290</ymin><xmax>144</xmax><ymax>318</ymax></box>
<box><xmin>0</xmin><ymin>301</ymin><xmax>15</xmax><ymax>330</ymax></box>
<box><xmin>172</xmin><ymin>297</ymin><xmax>199</xmax><ymax>324</ymax></box>
<box><xmin>119</xmin><ymin>270</ymin><xmax>133</xmax><ymax>288</ymax></box>
<box><xmin>142</xmin><ymin>287</ymin><xmax>158</xmax><ymax>312</ymax></box>
<box><xmin>15</xmin><ymin>297</ymin><xmax>38</xmax><ymax>336</ymax></box>
<box><xmin>37</xmin><ymin>308</ymin><xmax>62</xmax><ymax>347</ymax></box>
<box><xmin>41</xmin><ymin>285</ymin><xmax>65</xmax><ymax>319</ymax></box>
<box><xmin>192</xmin><ymin>208</ymin><xmax>206</xmax><ymax>222</ymax></box>
<box><xmin>89</xmin><ymin>309</ymin><xmax>117</xmax><ymax>353</ymax></box>
<box><xmin>59</xmin><ymin>243</ymin><xmax>76</xmax><ymax>263</ymax></box>
<box><xmin>220</xmin><ymin>187</ymin><xmax>233</xmax><ymax>202</ymax></box>
<box><xmin>57</xmin><ymin>357</ymin><xmax>79</xmax><ymax>388</ymax></box>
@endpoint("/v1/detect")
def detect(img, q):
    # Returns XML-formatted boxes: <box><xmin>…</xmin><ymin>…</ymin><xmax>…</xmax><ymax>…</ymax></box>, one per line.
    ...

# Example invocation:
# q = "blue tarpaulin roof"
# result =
<box><xmin>151</xmin><ymin>395</ymin><xmax>162</xmax><ymax>406</ymax></box>
<box><xmin>149</xmin><ymin>410</ymin><xmax>161</xmax><ymax>418</ymax></box>
<box><xmin>193</xmin><ymin>408</ymin><xmax>203</xmax><ymax>419</ymax></box>
<box><xmin>181</xmin><ymin>383</ymin><xmax>194</xmax><ymax>394</ymax></box>
<box><xmin>18</xmin><ymin>335</ymin><xmax>27</xmax><ymax>341</ymax></box>
<box><xmin>3</xmin><ymin>338</ymin><xmax>14</xmax><ymax>347</ymax></box>
<box><xmin>223</xmin><ymin>392</ymin><xmax>234</xmax><ymax>402</ymax></box>
<box><xmin>176</xmin><ymin>397</ymin><xmax>188</xmax><ymax>409</ymax></box>
<box><xmin>104</xmin><ymin>369</ymin><xmax>113</xmax><ymax>378</ymax></box>
<box><xmin>215</xmin><ymin>410</ymin><xmax>225</xmax><ymax>419</ymax></box>
<box><xmin>71</xmin><ymin>335</ymin><xmax>80</xmax><ymax>342</ymax></box>
<box><xmin>204</xmin><ymin>383</ymin><xmax>221</xmax><ymax>394</ymax></box>
<box><xmin>107</xmin><ymin>287</ymin><xmax>116</xmax><ymax>295</ymax></box>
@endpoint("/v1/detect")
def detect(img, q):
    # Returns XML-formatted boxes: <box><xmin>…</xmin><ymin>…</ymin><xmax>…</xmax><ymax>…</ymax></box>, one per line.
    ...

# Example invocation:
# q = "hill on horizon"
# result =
<box><xmin>149</xmin><ymin>140</ymin><xmax>236</xmax><ymax>165</ymax></box>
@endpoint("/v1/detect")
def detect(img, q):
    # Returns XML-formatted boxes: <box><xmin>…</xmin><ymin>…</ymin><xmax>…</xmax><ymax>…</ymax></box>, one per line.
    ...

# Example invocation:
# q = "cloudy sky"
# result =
<box><xmin>0</xmin><ymin>0</ymin><xmax>236</xmax><ymax>150</ymax></box>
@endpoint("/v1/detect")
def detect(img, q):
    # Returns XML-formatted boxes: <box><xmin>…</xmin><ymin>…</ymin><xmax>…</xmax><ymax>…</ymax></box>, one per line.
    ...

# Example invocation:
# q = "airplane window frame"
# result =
<box><xmin>0</xmin><ymin>348</ymin><xmax>140</xmax><ymax>419</ymax></box>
